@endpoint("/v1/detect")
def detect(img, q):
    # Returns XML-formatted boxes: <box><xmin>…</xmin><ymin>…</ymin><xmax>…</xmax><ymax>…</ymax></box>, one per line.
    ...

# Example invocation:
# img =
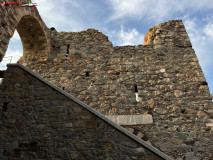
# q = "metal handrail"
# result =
<box><xmin>0</xmin><ymin>78</ymin><xmax>3</xmax><ymax>84</ymax></box>
<box><xmin>2</xmin><ymin>56</ymin><xmax>13</xmax><ymax>63</ymax></box>
<box><xmin>0</xmin><ymin>56</ymin><xmax>13</xmax><ymax>70</ymax></box>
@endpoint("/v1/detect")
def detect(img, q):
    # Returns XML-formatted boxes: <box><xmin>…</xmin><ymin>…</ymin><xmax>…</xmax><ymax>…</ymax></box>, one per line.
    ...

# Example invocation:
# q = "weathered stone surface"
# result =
<box><xmin>208</xmin><ymin>110</ymin><xmax>213</xmax><ymax>118</ymax></box>
<box><xmin>154</xmin><ymin>108</ymin><xmax>168</xmax><ymax>115</ymax></box>
<box><xmin>174</xmin><ymin>90</ymin><xmax>183</xmax><ymax>98</ymax></box>
<box><xmin>143</xmin><ymin>20</ymin><xmax>192</xmax><ymax>47</ymax></box>
<box><xmin>185</xmin><ymin>152</ymin><xmax>199</xmax><ymax>160</ymax></box>
<box><xmin>0</xmin><ymin>66</ymin><xmax>165</xmax><ymax>160</ymax></box>
<box><xmin>197</xmin><ymin>111</ymin><xmax>208</xmax><ymax>118</ymax></box>
<box><xmin>185</xmin><ymin>109</ymin><xmax>197</xmax><ymax>114</ymax></box>
<box><xmin>206</xmin><ymin>123</ymin><xmax>213</xmax><ymax>127</ymax></box>
<box><xmin>171</xmin><ymin>138</ymin><xmax>183</xmax><ymax>145</ymax></box>
<box><xmin>105</xmin><ymin>114</ymin><xmax>153</xmax><ymax>125</ymax></box>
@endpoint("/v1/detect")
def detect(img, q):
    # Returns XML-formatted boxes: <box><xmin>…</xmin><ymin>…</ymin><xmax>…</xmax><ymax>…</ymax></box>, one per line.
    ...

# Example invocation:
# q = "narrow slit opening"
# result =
<box><xmin>86</xmin><ymin>71</ymin><xmax>89</xmax><ymax>77</ymax></box>
<box><xmin>134</xmin><ymin>85</ymin><xmax>138</xmax><ymax>93</ymax></box>
<box><xmin>2</xmin><ymin>102</ymin><xmax>9</xmax><ymax>112</ymax></box>
<box><xmin>134</xmin><ymin>85</ymin><xmax>139</xmax><ymax>102</ymax></box>
<box><xmin>65</xmin><ymin>44</ymin><xmax>70</xmax><ymax>60</ymax></box>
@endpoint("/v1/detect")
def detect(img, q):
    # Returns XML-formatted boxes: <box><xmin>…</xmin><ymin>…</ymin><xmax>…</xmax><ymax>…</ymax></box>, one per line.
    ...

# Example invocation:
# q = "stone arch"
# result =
<box><xmin>0</xmin><ymin>3</ymin><xmax>50</xmax><ymax>62</ymax></box>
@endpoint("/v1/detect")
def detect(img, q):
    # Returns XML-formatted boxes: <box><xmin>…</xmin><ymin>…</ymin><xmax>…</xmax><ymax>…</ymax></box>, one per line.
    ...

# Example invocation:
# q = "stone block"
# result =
<box><xmin>85</xmin><ymin>121</ymin><xmax>96</xmax><ymax>128</ymax></box>
<box><xmin>160</xmin><ymin>68</ymin><xmax>166</xmax><ymax>72</ymax></box>
<box><xmin>103</xmin><ymin>143</ymin><xmax>114</xmax><ymax>149</ymax></box>
<box><xmin>171</xmin><ymin>138</ymin><xmax>183</xmax><ymax>145</ymax></box>
<box><xmin>74</xmin><ymin>120</ymin><xmax>85</xmax><ymax>128</ymax></box>
<box><xmin>65</xmin><ymin>123</ymin><xmax>73</xmax><ymax>128</ymax></box>
<box><xmin>208</xmin><ymin>110</ymin><xmax>213</xmax><ymax>119</ymax></box>
<box><xmin>154</xmin><ymin>108</ymin><xmax>168</xmax><ymax>115</ymax></box>
<box><xmin>206</xmin><ymin>123</ymin><xmax>213</xmax><ymax>127</ymax></box>
<box><xmin>174</xmin><ymin>90</ymin><xmax>183</xmax><ymax>97</ymax></box>
<box><xmin>197</xmin><ymin>111</ymin><xmax>208</xmax><ymax>118</ymax></box>
<box><xmin>134</xmin><ymin>147</ymin><xmax>145</xmax><ymax>154</ymax></box>
<box><xmin>185</xmin><ymin>152</ymin><xmax>199</xmax><ymax>160</ymax></box>
<box><xmin>105</xmin><ymin>114</ymin><xmax>153</xmax><ymax>125</ymax></box>
<box><xmin>70</xmin><ymin>151</ymin><xmax>79</xmax><ymax>159</ymax></box>
<box><xmin>185</xmin><ymin>109</ymin><xmax>197</xmax><ymax>114</ymax></box>
<box><xmin>206</xmin><ymin>119</ymin><xmax>213</xmax><ymax>123</ymax></box>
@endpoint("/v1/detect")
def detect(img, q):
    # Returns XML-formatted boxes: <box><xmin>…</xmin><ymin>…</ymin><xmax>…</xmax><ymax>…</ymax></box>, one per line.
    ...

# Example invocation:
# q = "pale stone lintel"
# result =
<box><xmin>105</xmin><ymin>114</ymin><xmax>153</xmax><ymax>125</ymax></box>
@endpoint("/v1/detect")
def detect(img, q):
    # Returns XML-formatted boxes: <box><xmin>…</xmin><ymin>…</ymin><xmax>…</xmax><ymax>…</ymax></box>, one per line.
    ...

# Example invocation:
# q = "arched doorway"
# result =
<box><xmin>0</xmin><ymin>6</ymin><xmax>50</xmax><ymax>63</ymax></box>
<box><xmin>0</xmin><ymin>30</ymin><xmax>22</xmax><ymax>70</ymax></box>
<box><xmin>16</xmin><ymin>15</ymin><xmax>49</xmax><ymax>63</ymax></box>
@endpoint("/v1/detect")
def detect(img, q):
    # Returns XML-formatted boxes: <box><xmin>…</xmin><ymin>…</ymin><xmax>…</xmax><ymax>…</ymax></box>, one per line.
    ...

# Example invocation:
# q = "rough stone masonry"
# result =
<box><xmin>0</xmin><ymin>64</ymin><xmax>170</xmax><ymax>160</ymax></box>
<box><xmin>18</xmin><ymin>20</ymin><xmax>213</xmax><ymax>160</ymax></box>
<box><xmin>0</xmin><ymin>2</ymin><xmax>212</xmax><ymax>159</ymax></box>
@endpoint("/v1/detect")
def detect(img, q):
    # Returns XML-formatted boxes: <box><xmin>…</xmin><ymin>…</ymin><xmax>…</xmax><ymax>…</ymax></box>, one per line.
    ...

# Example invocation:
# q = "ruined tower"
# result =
<box><xmin>0</xmin><ymin>2</ymin><xmax>212</xmax><ymax>159</ymax></box>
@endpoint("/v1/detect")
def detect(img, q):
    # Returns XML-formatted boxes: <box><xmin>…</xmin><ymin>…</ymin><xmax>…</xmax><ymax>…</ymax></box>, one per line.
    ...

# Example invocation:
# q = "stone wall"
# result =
<box><xmin>18</xmin><ymin>20</ymin><xmax>213</xmax><ymax>159</ymax></box>
<box><xmin>1</xmin><ymin>2</ymin><xmax>212</xmax><ymax>159</ymax></box>
<box><xmin>0</xmin><ymin>64</ymin><xmax>170</xmax><ymax>160</ymax></box>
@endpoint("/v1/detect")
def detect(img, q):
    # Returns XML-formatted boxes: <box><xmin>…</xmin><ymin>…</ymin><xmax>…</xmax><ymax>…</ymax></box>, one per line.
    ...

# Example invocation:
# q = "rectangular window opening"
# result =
<box><xmin>2</xmin><ymin>102</ymin><xmax>9</xmax><ymax>112</ymax></box>
<box><xmin>65</xmin><ymin>44</ymin><xmax>70</xmax><ymax>60</ymax></box>
<box><xmin>134</xmin><ymin>85</ymin><xmax>138</xmax><ymax>93</ymax></box>
<box><xmin>86</xmin><ymin>71</ymin><xmax>89</xmax><ymax>77</ymax></box>
<box><xmin>134</xmin><ymin>85</ymin><xmax>139</xmax><ymax>102</ymax></box>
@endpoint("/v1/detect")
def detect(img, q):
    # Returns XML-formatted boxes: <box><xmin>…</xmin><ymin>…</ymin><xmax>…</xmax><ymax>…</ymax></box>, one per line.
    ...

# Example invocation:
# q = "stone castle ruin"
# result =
<box><xmin>0</xmin><ymin>1</ymin><xmax>213</xmax><ymax>159</ymax></box>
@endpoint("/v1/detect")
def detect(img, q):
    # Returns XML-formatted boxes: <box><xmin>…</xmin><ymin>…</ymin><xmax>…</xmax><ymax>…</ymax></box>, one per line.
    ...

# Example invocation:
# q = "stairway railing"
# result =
<box><xmin>0</xmin><ymin>56</ymin><xmax>13</xmax><ymax>70</ymax></box>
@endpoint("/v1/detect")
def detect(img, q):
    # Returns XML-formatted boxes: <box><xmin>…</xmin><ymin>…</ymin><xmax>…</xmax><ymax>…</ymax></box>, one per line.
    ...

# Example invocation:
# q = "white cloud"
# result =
<box><xmin>107</xmin><ymin>0</ymin><xmax>213</xmax><ymax>23</ymax></box>
<box><xmin>35</xmin><ymin>0</ymin><xmax>105</xmax><ymax>32</ymax></box>
<box><xmin>0</xmin><ymin>49</ymin><xmax>22</xmax><ymax>70</ymax></box>
<box><xmin>117</xmin><ymin>26</ymin><xmax>144</xmax><ymax>46</ymax></box>
<box><xmin>204</xmin><ymin>22</ymin><xmax>213</xmax><ymax>39</ymax></box>
<box><xmin>107</xmin><ymin>0</ymin><xmax>176</xmax><ymax>22</ymax></box>
<box><xmin>183</xmin><ymin>17</ymin><xmax>213</xmax><ymax>91</ymax></box>
<box><xmin>12</xmin><ymin>30</ymin><xmax>21</xmax><ymax>41</ymax></box>
<box><xmin>36</xmin><ymin>0</ymin><xmax>84</xmax><ymax>31</ymax></box>
<box><xmin>105</xmin><ymin>26</ymin><xmax>144</xmax><ymax>46</ymax></box>
<box><xmin>4</xmin><ymin>49</ymin><xmax>22</xmax><ymax>63</ymax></box>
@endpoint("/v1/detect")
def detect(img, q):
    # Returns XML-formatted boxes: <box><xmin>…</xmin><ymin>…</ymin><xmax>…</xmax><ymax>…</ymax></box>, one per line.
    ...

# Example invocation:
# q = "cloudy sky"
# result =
<box><xmin>1</xmin><ymin>0</ymin><xmax>213</xmax><ymax>94</ymax></box>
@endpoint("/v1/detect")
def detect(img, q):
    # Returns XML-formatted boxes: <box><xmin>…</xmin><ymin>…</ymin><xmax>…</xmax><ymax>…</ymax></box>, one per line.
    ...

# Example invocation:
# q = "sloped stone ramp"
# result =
<box><xmin>0</xmin><ymin>63</ymin><xmax>173</xmax><ymax>160</ymax></box>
